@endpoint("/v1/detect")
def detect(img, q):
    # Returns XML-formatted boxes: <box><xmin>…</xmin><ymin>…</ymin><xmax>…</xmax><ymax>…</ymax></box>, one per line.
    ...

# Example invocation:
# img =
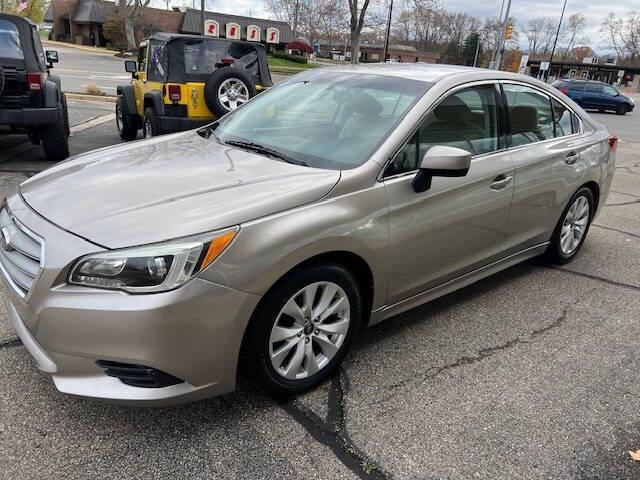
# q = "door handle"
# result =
<box><xmin>565</xmin><ymin>151</ymin><xmax>578</xmax><ymax>165</ymax></box>
<box><xmin>490</xmin><ymin>175</ymin><xmax>513</xmax><ymax>191</ymax></box>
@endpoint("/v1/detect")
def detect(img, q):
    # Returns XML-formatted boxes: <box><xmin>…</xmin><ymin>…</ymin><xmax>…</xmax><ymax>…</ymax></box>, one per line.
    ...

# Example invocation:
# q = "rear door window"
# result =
<box><xmin>584</xmin><ymin>83</ymin><xmax>602</xmax><ymax>94</ymax></box>
<box><xmin>503</xmin><ymin>83</ymin><xmax>555</xmax><ymax>147</ymax></box>
<box><xmin>0</xmin><ymin>20</ymin><xmax>23</xmax><ymax>59</ymax></box>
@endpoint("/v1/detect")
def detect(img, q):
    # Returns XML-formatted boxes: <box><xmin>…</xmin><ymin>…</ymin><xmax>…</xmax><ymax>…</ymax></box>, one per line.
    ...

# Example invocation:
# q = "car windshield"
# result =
<box><xmin>0</xmin><ymin>20</ymin><xmax>23</xmax><ymax>59</ymax></box>
<box><xmin>207</xmin><ymin>71</ymin><xmax>430</xmax><ymax>170</ymax></box>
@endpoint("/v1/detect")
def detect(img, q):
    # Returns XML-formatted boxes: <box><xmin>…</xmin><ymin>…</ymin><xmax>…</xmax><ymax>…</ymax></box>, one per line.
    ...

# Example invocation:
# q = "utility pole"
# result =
<box><xmin>546</xmin><ymin>0</ymin><xmax>568</xmax><ymax>82</ymax></box>
<box><xmin>383</xmin><ymin>0</ymin><xmax>393</xmax><ymax>62</ymax></box>
<box><xmin>473</xmin><ymin>35</ymin><xmax>481</xmax><ymax>67</ymax></box>
<box><xmin>292</xmin><ymin>0</ymin><xmax>300</xmax><ymax>39</ymax></box>
<box><xmin>491</xmin><ymin>0</ymin><xmax>512</xmax><ymax>70</ymax></box>
<box><xmin>200</xmin><ymin>0</ymin><xmax>205</xmax><ymax>35</ymax></box>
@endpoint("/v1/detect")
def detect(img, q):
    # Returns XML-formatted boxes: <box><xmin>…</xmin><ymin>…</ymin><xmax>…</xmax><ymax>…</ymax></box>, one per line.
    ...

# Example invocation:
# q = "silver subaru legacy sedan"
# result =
<box><xmin>1</xmin><ymin>64</ymin><xmax>616</xmax><ymax>405</ymax></box>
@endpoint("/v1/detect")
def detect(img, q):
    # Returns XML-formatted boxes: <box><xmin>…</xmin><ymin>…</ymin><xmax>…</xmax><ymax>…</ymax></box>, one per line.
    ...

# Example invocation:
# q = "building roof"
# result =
<box><xmin>72</xmin><ymin>0</ymin><xmax>115</xmax><ymax>24</ymax></box>
<box><xmin>180</xmin><ymin>8</ymin><xmax>294</xmax><ymax>42</ymax></box>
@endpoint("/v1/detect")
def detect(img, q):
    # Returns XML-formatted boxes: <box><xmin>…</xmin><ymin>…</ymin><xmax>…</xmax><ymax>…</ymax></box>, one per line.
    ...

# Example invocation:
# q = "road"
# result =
<box><xmin>0</xmin><ymin>105</ymin><xmax>639</xmax><ymax>479</ymax></box>
<box><xmin>44</xmin><ymin>43</ymin><xmax>290</xmax><ymax>95</ymax></box>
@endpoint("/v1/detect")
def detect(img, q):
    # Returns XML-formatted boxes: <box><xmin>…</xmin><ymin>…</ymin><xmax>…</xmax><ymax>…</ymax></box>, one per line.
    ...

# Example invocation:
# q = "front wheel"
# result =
<box><xmin>116</xmin><ymin>97</ymin><xmax>138</xmax><ymax>140</ymax></box>
<box><xmin>242</xmin><ymin>264</ymin><xmax>362</xmax><ymax>397</ymax></box>
<box><xmin>616</xmin><ymin>104</ymin><xmax>628</xmax><ymax>116</ymax></box>
<box><xmin>544</xmin><ymin>187</ymin><xmax>594</xmax><ymax>264</ymax></box>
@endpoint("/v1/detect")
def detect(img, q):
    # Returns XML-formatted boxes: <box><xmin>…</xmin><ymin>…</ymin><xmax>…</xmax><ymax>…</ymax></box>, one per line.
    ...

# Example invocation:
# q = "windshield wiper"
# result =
<box><xmin>224</xmin><ymin>140</ymin><xmax>308</xmax><ymax>166</ymax></box>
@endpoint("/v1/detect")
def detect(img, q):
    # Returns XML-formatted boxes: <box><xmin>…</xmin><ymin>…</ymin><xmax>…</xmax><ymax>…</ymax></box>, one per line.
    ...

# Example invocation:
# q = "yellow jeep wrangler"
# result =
<box><xmin>115</xmin><ymin>33</ymin><xmax>272</xmax><ymax>139</ymax></box>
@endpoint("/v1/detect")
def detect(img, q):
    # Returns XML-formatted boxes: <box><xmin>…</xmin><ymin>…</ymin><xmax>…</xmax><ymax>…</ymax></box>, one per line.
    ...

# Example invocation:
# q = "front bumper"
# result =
<box><xmin>1</xmin><ymin>191</ymin><xmax>261</xmax><ymax>405</ymax></box>
<box><xmin>0</xmin><ymin>107</ymin><xmax>57</xmax><ymax>127</ymax></box>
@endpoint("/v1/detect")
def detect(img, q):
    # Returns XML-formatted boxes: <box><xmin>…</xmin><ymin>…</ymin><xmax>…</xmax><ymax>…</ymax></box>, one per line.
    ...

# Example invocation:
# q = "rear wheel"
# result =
<box><xmin>40</xmin><ymin>97</ymin><xmax>69</xmax><ymax>161</ymax></box>
<box><xmin>116</xmin><ymin>97</ymin><xmax>138</xmax><ymax>140</ymax></box>
<box><xmin>242</xmin><ymin>264</ymin><xmax>362</xmax><ymax>397</ymax></box>
<box><xmin>143</xmin><ymin>107</ymin><xmax>161</xmax><ymax>138</ymax></box>
<box><xmin>544</xmin><ymin>187</ymin><xmax>594</xmax><ymax>264</ymax></box>
<box><xmin>616</xmin><ymin>103</ymin><xmax>628</xmax><ymax>115</ymax></box>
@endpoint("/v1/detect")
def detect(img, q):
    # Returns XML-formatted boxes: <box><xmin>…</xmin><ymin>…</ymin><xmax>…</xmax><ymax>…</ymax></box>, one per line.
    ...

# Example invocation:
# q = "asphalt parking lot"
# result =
<box><xmin>0</xmin><ymin>103</ymin><xmax>639</xmax><ymax>479</ymax></box>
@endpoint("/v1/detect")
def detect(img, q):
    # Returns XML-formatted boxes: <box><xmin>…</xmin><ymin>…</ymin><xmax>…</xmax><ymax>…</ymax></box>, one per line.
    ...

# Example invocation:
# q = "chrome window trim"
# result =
<box><xmin>378</xmin><ymin>79</ymin><xmax>505</xmax><ymax>182</ymax></box>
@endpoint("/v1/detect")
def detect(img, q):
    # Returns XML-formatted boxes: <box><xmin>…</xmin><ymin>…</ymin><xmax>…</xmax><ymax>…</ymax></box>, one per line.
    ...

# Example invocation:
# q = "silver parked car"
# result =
<box><xmin>1</xmin><ymin>64</ymin><xmax>616</xmax><ymax>405</ymax></box>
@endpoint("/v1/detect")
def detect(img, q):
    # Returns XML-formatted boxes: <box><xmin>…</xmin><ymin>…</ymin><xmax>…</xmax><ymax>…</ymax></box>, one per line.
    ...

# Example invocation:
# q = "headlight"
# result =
<box><xmin>69</xmin><ymin>227</ymin><xmax>238</xmax><ymax>293</ymax></box>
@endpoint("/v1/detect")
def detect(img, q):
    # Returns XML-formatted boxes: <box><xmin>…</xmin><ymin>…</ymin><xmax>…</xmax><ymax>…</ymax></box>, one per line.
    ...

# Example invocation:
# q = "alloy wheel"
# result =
<box><xmin>217</xmin><ymin>78</ymin><xmax>249</xmax><ymax>111</ymax></box>
<box><xmin>269</xmin><ymin>281</ymin><xmax>351</xmax><ymax>380</ymax></box>
<box><xmin>560</xmin><ymin>195</ymin><xmax>590</xmax><ymax>255</ymax></box>
<box><xmin>115</xmin><ymin>105</ymin><xmax>123</xmax><ymax>132</ymax></box>
<box><xmin>144</xmin><ymin>118</ymin><xmax>153</xmax><ymax>138</ymax></box>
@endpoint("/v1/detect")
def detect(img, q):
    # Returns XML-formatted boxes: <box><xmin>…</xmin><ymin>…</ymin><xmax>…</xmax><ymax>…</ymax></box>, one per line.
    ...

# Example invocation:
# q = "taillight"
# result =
<box><xmin>608</xmin><ymin>135</ymin><xmax>618</xmax><ymax>153</ymax></box>
<box><xmin>221</xmin><ymin>57</ymin><xmax>235</xmax><ymax>65</ymax></box>
<box><xmin>27</xmin><ymin>72</ymin><xmax>43</xmax><ymax>91</ymax></box>
<box><xmin>168</xmin><ymin>85</ymin><xmax>181</xmax><ymax>101</ymax></box>
<box><xmin>559</xmin><ymin>87</ymin><xmax>569</xmax><ymax>95</ymax></box>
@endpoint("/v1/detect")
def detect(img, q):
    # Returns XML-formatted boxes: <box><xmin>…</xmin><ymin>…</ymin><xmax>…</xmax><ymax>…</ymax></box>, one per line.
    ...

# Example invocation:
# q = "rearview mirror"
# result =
<box><xmin>124</xmin><ymin>60</ymin><xmax>137</xmax><ymax>76</ymax></box>
<box><xmin>412</xmin><ymin>145</ymin><xmax>472</xmax><ymax>193</ymax></box>
<box><xmin>45</xmin><ymin>50</ymin><xmax>58</xmax><ymax>67</ymax></box>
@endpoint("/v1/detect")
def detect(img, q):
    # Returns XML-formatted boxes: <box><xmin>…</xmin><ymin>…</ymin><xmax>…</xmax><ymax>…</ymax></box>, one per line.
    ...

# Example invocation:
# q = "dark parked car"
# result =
<box><xmin>0</xmin><ymin>14</ymin><xmax>69</xmax><ymax>160</ymax></box>
<box><xmin>552</xmin><ymin>79</ymin><xmax>635</xmax><ymax>116</ymax></box>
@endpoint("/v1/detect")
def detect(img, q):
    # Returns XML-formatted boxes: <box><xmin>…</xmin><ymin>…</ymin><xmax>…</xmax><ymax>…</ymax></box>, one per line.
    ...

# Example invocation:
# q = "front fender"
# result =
<box><xmin>202</xmin><ymin>184</ymin><xmax>390</xmax><ymax>312</ymax></box>
<box><xmin>116</xmin><ymin>84</ymin><xmax>137</xmax><ymax>116</ymax></box>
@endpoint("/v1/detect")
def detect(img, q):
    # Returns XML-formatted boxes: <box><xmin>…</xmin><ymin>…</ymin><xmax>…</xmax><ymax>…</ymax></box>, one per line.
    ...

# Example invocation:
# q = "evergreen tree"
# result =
<box><xmin>461</xmin><ymin>33</ymin><xmax>481</xmax><ymax>66</ymax></box>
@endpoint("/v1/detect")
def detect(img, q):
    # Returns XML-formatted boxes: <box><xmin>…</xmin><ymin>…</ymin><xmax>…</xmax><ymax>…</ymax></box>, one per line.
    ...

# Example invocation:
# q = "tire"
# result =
<box><xmin>143</xmin><ymin>107</ymin><xmax>161</xmax><ymax>138</ymax></box>
<box><xmin>544</xmin><ymin>187</ymin><xmax>595</xmax><ymax>264</ymax></box>
<box><xmin>204</xmin><ymin>67</ymin><xmax>257</xmax><ymax>118</ymax></box>
<box><xmin>242</xmin><ymin>264</ymin><xmax>362</xmax><ymax>397</ymax></box>
<box><xmin>616</xmin><ymin>103</ymin><xmax>628</xmax><ymax>116</ymax></box>
<box><xmin>40</xmin><ymin>98</ymin><xmax>69</xmax><ymax>161</ymax></box>
<box><xmin>116</xmin><ymin>97</ymin><xmax>138</xmax><ymax>140</ymax></box>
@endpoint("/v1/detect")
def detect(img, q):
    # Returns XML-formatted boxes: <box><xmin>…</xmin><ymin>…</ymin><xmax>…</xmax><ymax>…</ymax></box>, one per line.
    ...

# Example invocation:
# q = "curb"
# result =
<box><xmin>66</xmin><ymin>93</ymin><xmax>117</xmax><ymax>103</ymax></box>
<box><xmin>42</xmin><ymin>40</ymin><xmax>119</xmax><ymax>57</ymax></box>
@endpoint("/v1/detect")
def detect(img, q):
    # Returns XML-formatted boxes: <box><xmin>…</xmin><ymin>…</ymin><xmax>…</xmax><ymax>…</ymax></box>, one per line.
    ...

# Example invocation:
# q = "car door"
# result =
<box><xmin>383</xmin><ymin>82</ymin><xmax>515</xmax><ymax>304</ymax></box>
<box><xmin>602</xmin><ymin>84</ymin><xmax>621</xmax><ymax>110</ymax></box>
<box><xmin>581</xmin><ymin>82</ymin><xmax>603</xmax><ymax>109</ymax></box>
<box><xmin>501</xmin><ymin>82</ymin><xmax>585</xmax><ymax>252</ymax></box>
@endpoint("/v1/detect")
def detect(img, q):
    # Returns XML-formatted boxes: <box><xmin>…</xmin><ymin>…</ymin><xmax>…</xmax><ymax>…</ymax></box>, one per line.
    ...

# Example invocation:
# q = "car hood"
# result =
<box><xmin>20</xmin><ymin>131</ymin><xmax>341</xmax><ymax>248</ymax></box>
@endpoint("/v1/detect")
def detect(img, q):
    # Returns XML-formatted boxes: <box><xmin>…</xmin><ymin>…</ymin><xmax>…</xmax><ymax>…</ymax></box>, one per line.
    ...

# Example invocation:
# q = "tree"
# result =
<box><xmin>460</xmin><ymin>32</ymin><xmax>480</xmax><ymax>66</ymax></box>
<box><xmin>600</xmin><ymin>11</ymin><xmax>640</xmax><ymax>64</ymax></box>
<box><xmin>562</xmin><ymin>13</ymin><xmax>586</xmax><ymax>58</ymax></box>
<box><xmin>348</xmin><ymin>0</ymin><xmax>371</xmax><ymax>64</ymax></box>
<box><xmin>117</xmin><ymin>0</ymin><xmax>153</xmax><ymax>50</ymax></box>
<box><xmin>524</xmin><ymin>17</ymin><xmax>557</xmax><ymax>59</ymax></box>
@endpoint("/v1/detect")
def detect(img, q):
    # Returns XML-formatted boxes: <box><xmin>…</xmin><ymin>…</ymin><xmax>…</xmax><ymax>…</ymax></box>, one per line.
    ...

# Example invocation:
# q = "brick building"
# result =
<box><xmin>314</xmin><ymin>41</ymin><xmax>440</xmax><ymax>64</ymax></box>
<box><xmin>44</xmin><ymin>0</ymin><xmax>293</xmax><ymax>48</ymax></box>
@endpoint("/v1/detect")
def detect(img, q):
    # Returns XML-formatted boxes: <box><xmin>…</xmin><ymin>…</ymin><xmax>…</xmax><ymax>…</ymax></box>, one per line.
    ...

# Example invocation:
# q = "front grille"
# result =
<box><xmin>0</xmin><ymin>206</ymin><xmax>44</xmax><ymax>298</ymax></box>
<box><xmin>96</xmin><ymin>360</ymin><xmax>184</xmax><ymax>388</ymax></box>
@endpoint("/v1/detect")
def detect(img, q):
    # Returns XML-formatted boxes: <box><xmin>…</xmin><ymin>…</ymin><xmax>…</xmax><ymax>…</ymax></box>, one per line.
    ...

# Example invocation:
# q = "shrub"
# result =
<box><xmin>287</xmin><ymin>41</ymin><xmax>313</xmax><ymax>54</ymax></box>
<box><xmin>85</xmin><ymin>83</ymin><xmax>105</xmax><ymax>96</ymax></box>
<box><xmin>272</xmin><ymin>52</ymin><xmax>308</xmax><ymax>64</ymax></box>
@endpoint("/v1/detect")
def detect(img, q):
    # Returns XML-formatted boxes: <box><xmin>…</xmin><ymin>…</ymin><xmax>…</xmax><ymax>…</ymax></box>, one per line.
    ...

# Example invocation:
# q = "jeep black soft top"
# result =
<box><xmin>143</xmin><ymin>33</ymin><xmax>273</xmax><ymax>87</ymax></box>
<box><xmin>0</xmin><ymin>13</ymin><xmax>69</xmax><ymax>160</ymax></box>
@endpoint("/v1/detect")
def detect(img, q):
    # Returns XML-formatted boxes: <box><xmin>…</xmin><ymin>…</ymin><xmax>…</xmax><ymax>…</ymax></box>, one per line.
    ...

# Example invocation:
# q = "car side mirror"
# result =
<box><xmin>412</xmin><ymin>146</ymin><xmax>472</xmax><ymax>193</ymax></box>
<box><xmin>125</xmin><ymin>60</ymin><xmax>137</xmax><ymax>77</ymax></box>
<box><xmin>45</xmin><ymin>50</ymin><xmax>58</xmax><ymax>68</ymax></box>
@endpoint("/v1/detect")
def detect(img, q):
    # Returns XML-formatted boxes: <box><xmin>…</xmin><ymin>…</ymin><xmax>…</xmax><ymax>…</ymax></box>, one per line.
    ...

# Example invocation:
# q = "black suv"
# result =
<box><xmin>0</xmin><ymin>14</ymin><xmax>69</xmax><ymax>160</ymax></box>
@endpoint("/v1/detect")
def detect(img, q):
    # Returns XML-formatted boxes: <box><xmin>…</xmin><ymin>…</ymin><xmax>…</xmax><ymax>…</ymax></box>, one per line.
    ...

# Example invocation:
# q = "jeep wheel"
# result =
<box><xmin>204</xmin><ymin>68</ymin><xmax>256</xmax><ymax>117</ymax></box>
<box><xmin>40</xmin><ymin>98</ymin><xmax>70</xmax><ymax>161</ymax></box>
<box><xmin>143</xmin><ymin>107</ymin><xmax>161</xmax><ymax>138</ymax></box>
<box><xmin>116</xmin><ymin>98</ymin><xmax>138</xmax><ymax>140</ymax></box>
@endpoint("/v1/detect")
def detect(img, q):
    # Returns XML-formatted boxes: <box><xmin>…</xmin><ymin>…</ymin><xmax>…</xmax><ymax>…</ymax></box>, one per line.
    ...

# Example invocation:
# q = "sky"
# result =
<box><xmin>179</xmin><ymin>0</ymin><xmax>635</xmax><ymax>53</ymax></box>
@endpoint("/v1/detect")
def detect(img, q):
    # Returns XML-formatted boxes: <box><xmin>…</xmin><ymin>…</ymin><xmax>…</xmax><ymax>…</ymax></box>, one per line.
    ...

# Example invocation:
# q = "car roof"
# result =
<box><xmin>0</xmin><ymin>13</ymin><xmax>36</xmax><ymax>27</ymax></box>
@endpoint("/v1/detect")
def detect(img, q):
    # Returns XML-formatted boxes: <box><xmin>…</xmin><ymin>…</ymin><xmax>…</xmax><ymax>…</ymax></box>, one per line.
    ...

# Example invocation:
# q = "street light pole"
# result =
<box><xmin>492</xmin><ymin>0</ymin><xmax>512</xmax><ymax>70</ymax></box>
<box><xmin>200</xmin><ymin>0</ymin><xmax>205</xmax><ymax>35</ymax></box>
<box><xmin>292</xmin><ymin>0</ymin><xmax>300</xmax><ymax>39</ymax></box>
<box><xmin>383</xmin><ymin>0</ymin><xmax>393</xmax><ymax>62</ymax></box>
<box><xmin>473</xmin><ymin>35</ymin><xmax>481</xmax><ymax>67</ymax></box>
<box><xmin>546</xmin><ymin>0</ymin><xmax>568</xmax><ymax>81</ymax></box>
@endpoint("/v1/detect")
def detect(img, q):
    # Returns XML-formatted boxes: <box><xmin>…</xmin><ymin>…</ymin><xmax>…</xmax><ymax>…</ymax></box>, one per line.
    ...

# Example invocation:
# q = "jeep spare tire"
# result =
<box><xmin>204</xmin><ymin>68</ymin><xmax>256</xmax><ymax>117</ymax></box>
